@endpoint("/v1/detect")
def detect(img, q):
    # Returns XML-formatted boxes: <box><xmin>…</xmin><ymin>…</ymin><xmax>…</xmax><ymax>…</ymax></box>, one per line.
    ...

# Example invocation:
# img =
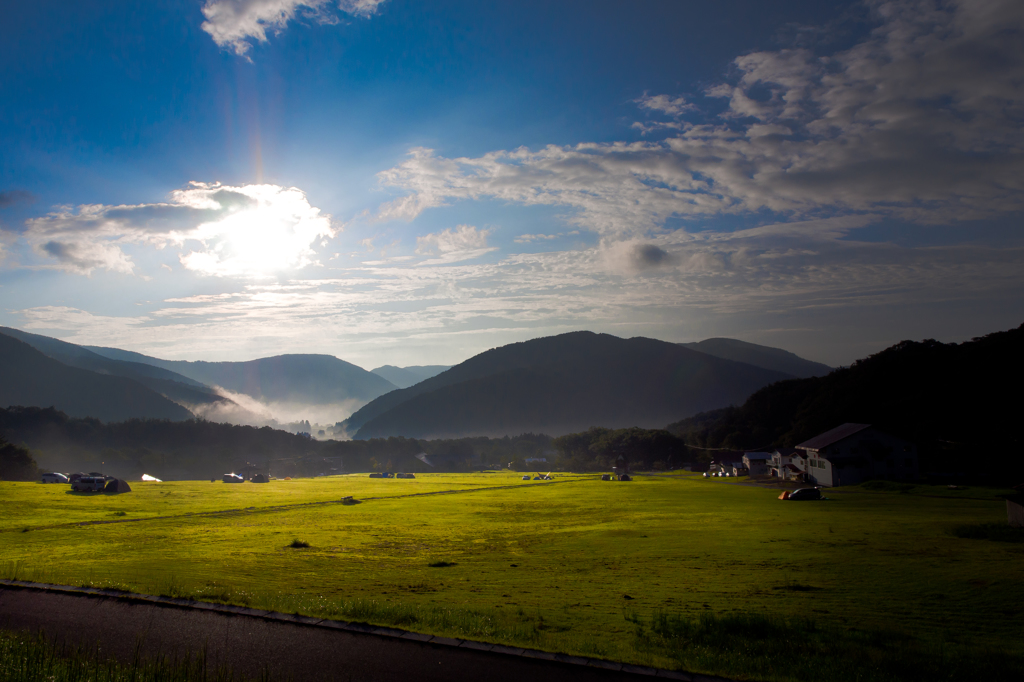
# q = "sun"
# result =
<box><xmin>180</xmin><ymin>185</ymin><xmax>333</xmax><ymax>277</ymax></box>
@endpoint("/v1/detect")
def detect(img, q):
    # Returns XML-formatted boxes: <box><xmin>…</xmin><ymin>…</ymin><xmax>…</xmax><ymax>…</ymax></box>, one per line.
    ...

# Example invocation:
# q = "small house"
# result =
<box><xmin>769</xmin><ymin>448</ymin><xmax>804</xmax><ymax>479</ymax></box>
<box><xmin>799</xmin><ymin>423</ymin><xmax>917</xmax><ymax>487</ymax></box>
<box><xmin>742</xmin><ymin>453</ymin><xmax>771</xmax><ymax>476</ymax></box>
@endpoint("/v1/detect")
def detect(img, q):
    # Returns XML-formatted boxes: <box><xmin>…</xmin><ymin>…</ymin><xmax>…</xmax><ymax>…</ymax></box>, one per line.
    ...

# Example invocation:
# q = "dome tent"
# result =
<box><xmin>104</xmin><ymin>478</ymin><xmax>132</xmax><ymax>493</ymax></box>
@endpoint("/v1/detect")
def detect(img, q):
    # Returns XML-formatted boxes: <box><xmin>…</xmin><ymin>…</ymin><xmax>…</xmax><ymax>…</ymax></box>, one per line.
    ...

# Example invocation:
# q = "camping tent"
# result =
<box><xmin>251</xmin><ymin>473</ymin><xmax>269</xmax><ymax>483</ymax></box>
<box><xmin>104</xmin><ymin>478</ymin><xmax>132</xmax><ymax>493</ymax></box>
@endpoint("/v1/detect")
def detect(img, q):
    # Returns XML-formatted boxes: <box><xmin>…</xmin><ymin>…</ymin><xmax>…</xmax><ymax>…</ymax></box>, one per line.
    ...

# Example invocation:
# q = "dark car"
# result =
<box><xmin>788</xmin><ymin>487</ymin><xmax>822</xmax><ymax>501</ymax></box>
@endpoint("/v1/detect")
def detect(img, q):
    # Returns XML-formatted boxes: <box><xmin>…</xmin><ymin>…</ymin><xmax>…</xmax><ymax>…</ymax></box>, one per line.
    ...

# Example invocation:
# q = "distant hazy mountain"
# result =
<box><xmin>85</xmin><ymin>346</ymin><xmax>397</xmax><ymax>405</ymax></box>
<box><xmin>345</xmin><ymin>331</ymin><xmax>790</xmax><ymax>439</ymax></box>
<box><xmin>680</xmin><ymin>338</ymin><xmax>832</xmax><ymax>378</ymax></box>
<box><xmin>371</xmin><ymin>365</ymin><xmax>451</xmax><ymax>389</ymax></box>
<box><xmin>0</xmin><ymin>334</ymin><xmax>193</xmax><ymax>422</ymax></box>
<box><xmin>0</xmin><ymin>327</ymin><xmax>230</xmax><ymax>410</ymax></box>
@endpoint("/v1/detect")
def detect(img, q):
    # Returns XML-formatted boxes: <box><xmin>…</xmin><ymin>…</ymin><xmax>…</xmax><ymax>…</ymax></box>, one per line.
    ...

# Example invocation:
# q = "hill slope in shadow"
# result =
<box><xmin>680</xmin><ymin>338</ymin><xmax>832</xmax><ymax>378</ymax></box>
<box><xmin>348</xmin><ymin>332</ymin><xmax>791</xmax><ymax>439</ymax></box>
<box><xmin>667</xmin><ymin>323</ymin><xmax>1024</xmax><ymax>478</ymax></box>
<box><xmin>0</xmin><ymin>334</ymin><xmax>194</xmax><ymax>422</ymax></box>
<box><xmin>0</xmin><ymin>327</ymin><xmax>231</xmax><ymax>411</ymax></box>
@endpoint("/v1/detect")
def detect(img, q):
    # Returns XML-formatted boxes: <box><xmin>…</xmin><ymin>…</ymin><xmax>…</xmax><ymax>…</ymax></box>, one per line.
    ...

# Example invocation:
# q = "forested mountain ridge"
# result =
<box><xmin>0</xmin><ymin>327</ymin><xmax>231</xmax><ymax>411</ymax></box>
<box><xmin>348</xmin><ymin>332</ymin><xmax>791</xmax><ymax>439</ymax></box>
<box><xmin>0</xmin><ymin>334</ymin><xmax>194</xmax><ymax>423</ymax></box>
<box><xmin>679</xmin><ymin>338</ymin><xmax>832</xmax><ymax>378</ymax></box>
<box><xmin>668</xmin><ymin>323</ymin><xmax>1024</xmax><ymax>477</ymax></box>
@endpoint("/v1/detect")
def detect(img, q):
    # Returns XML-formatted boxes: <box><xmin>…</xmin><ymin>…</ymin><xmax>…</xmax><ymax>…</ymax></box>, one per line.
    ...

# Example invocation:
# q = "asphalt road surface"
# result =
<box><xmin>0</xmin><ymin>587</ymin><xmax>701</xmax><ymax>681</ymax></box>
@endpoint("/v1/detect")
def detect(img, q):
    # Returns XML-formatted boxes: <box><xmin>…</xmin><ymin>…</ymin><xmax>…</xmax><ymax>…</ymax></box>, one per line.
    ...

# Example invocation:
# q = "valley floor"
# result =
<box><xmin>1</xmin><ymin>473</ymin><xmax>1021</xmax><ymax>680</ymax></box>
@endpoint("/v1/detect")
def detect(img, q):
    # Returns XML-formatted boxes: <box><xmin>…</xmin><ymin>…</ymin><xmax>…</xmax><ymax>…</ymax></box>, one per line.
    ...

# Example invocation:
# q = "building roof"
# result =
<box><xmin>796</xmin><ymin>423</ymin><xmax>872</xmax><ymax>451</ymax></box>
<box><xmin>773</xmin><ymin>447</ymin><xmax>801</xmax><ymax>456</ymax></box>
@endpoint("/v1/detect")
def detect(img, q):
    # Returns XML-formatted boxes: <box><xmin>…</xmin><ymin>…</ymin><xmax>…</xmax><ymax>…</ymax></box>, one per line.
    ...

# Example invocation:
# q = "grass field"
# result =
<box><xmin>2</xmin><ymin>473</ymin><xmax>1022</xmax><ymax>680</ymax></box>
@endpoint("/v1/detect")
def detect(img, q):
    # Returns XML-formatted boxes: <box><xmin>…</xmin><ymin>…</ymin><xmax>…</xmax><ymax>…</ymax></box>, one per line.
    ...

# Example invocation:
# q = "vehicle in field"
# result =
<box><xmin>41</xmin><ymin>472</ymin><xmax>69</xmax><ymax>484</ymax></box>
<box><xmin>222</xmin><ymin>473</ymin><xmax>245</xmax><ymax>483</ymax></box>
<box><xmin>787</xmin><ymin>487</ymin><xmax>822</xmax><ymax>501</ymax></box>
<box><xmin>71</xmin><ymin>476</ymin><xmax>108</xmax><ymax>492</ymax></box>
<box><xmin>522</xmin><ymin>475</ymin><xmax>530</xmax><ymax>480</ymax></box>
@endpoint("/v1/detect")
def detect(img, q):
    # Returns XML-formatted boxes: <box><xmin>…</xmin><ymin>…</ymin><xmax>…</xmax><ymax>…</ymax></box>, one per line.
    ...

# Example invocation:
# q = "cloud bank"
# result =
<box><xmin>201</xmin><ymin>0</ymin><xmax>387</xmax><ymax>56</ymax></box>
<box><xmin>379</xmin><ymin>0</ymin><xmax>1024</xmax><ymax>234</ymax></box>
<box><xmin>24</xmin><ymin>182</ymin><xmax>335</xmax><ymax>276</ymax></box>
<box><xmin>415</xmin><ymin>224</ymin><xmax>496</xmax><ymax>264</ymax></box>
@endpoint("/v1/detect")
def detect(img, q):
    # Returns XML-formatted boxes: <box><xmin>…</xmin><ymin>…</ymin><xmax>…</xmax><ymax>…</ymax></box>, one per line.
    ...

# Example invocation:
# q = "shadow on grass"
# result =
<box><xmin>952</xmin><ymin>523</ymin><xmax>1024</xmax><ymax>543</ymax></box>
<box><xmin>628</xmin><ymin>610</ymin><xmax>1023</xmax><ymax>682</ymax></box>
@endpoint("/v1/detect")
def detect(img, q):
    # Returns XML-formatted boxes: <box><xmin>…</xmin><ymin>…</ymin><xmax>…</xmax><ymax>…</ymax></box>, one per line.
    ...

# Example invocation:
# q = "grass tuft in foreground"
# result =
<box><xmin>0</xmin><ymin>630</ymin><xmax>263</xmax><ymax>682</ymax></box>
<box><xmin>626</xmin><ymin>610</ymin><xmax>1024</xmax><ymax>682</ymax></box>
<box><xmin>952</xmin><ymin>523</ymin><xmax>1024</xmax><ymax>543</ymax></box>
<box><xmin>287</xmin><ymin>539</ymin><xmax>310</xmax><ymax>549</ymax></box>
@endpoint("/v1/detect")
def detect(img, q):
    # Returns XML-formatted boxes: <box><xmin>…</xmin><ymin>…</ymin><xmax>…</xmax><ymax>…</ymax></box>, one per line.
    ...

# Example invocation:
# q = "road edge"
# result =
<box><xmin>0</xmin><ymin>579</ymin><xmax>731</xmax><ymax>682</ymax></box>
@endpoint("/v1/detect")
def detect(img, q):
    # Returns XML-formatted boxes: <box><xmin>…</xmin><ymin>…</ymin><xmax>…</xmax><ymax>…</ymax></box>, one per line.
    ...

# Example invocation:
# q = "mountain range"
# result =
<box><xmin>2</xmin><ymin>326</ymin><xmax>829</xmax><ymax>436</ymax></box>
<box><xmin>371</xmin><ymin>365</ymin><xmax>451</xmax><ymax>389</ymax></box>
<box><xmin>344</xmin><ymin>332</ymin><xmax>795</xmax><ymax>439</ymax></box>
<box><xmin>85</xmin><ymin>346</ymin><xmax>397</xmax><ymax>406</ymax></box>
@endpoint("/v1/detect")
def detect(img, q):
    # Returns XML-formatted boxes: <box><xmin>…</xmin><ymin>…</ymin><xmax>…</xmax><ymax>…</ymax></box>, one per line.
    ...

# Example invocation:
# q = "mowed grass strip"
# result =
<box><xmin>0</xmin><ymin>472</ymin><xmax>557</xmax><ymax>532</ymax></box>
<box><xmin>2</xmin><ymin>474</ymin><xmax>1022</xmax><ymax>680</ymax></box>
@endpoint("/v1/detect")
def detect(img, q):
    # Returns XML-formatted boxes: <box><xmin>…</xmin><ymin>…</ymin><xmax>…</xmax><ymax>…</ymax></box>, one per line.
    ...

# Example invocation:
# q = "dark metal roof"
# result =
<box><xmin>797</xmin><ymin>423</ymin><xmax>872</xmax><ymax>451</ymax></box>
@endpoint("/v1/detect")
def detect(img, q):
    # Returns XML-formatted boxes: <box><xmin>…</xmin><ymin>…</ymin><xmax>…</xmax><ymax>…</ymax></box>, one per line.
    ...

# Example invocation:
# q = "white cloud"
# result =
<box><xmin>378</xmin><ymin>0</ymin><xmax>1024</xmax><ymax>234</ymax></box>
<box><xmin>514</xmin><ymin>233</ymin><xmax>559</xmax><ymax>244</ymax></box>
<box><xmin>415</xmin><ymin>224</ymin><xmax>496</xmax><ymax>264</ymax></box>
<box><xmin>635</xmin><ymin>93</ymin><xmax>695</xmax><ymax>117</ymax></box>
<box><xmin>24</xmin><ymin>182</ymin><xmax>335</xmax><ymax>277</ymax></box>
<box><xmin>200</xmin><ymin>0</ymin><xmax>387</xmax><ymax>56</ymax></box>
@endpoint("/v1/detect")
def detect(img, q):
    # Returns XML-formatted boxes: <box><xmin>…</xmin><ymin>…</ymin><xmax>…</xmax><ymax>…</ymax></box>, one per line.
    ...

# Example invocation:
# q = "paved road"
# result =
<box><xmin>0</xmin><ymin>587</ymin><xmax>706</xmax><ymax>682</ymax></box>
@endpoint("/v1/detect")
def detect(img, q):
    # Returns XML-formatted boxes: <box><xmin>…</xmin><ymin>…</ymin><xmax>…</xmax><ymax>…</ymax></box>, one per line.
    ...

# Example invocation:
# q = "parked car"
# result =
<box><xmin>788</xmin><ymin>487</ymin><xmax>822</xmax><ymax>501</ymax></box>
<box><xmin>71</xmin><ymin>476</ymin><xmax>107</xmax><ymax>492</ymax></box>
<box><xmin>222</xmin><ymin>473</ymin><xmax>245</xmax><ymax>483</ymax></box>
<box><xmin>41</xmin><ymin>472</ymin><xmax>69</xmax><ymax>484</ymax></box>
<box><xmin>522</xmin><ymin>475</ymin><xmax>530</xmax><ymax>480</ymax></box>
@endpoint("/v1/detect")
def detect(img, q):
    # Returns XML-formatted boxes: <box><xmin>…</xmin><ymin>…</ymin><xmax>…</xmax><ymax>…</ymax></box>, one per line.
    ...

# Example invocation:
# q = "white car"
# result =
<box><xmin>41</xmin><ymin>472</ymin><xmax>69</xmax><ymax>484</ymax></box>
<box><xmin>222</xmin><ymin>473</ymin><xmax>245</xmax><ymax>483</ymax></box>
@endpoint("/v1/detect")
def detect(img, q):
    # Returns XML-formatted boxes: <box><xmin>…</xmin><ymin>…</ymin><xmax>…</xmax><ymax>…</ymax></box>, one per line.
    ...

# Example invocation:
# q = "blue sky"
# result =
<box><xmin>1</xmin><ymin>0</ymin><xmax>1022</xmax><ymax>369</ymax></box>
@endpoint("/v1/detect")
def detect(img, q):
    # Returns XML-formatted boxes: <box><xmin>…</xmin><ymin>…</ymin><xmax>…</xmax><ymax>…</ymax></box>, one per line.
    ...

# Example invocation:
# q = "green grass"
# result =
<box><xmin>1</xmin><ymin>473</ymin><xmax>1022</xmax><ymax>680</ymax></box>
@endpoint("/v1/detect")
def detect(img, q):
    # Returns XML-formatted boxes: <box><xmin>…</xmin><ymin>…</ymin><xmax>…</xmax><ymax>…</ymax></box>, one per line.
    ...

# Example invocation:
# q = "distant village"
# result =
<box><xmin>706</xmin><ymin>423</ymin><xmax>918</xmax><ymax>488</ymax></box>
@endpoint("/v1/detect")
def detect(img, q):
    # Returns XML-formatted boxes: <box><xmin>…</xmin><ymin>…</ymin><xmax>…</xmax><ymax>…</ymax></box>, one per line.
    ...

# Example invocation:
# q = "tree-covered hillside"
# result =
<box><xmin>0</xmin><ymin>407</ymin><xmax>552</xmax><ymax>480</ymax></box>
<box><xmin>667</xmin><ymin>323</ymin><xmax>1024</xmax><ymax>480</ymax></box>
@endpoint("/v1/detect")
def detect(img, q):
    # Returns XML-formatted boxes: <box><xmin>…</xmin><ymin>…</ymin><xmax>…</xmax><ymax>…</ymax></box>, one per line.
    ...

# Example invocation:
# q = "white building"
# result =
<box><xmin>799</xmin><ymin>423</ymin><xmax>917</xmax><ymax>487</ymax></box>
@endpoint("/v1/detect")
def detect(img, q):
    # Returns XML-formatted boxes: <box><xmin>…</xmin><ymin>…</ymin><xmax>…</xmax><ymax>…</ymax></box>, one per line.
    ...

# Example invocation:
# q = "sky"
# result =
<box><xmin>1</xmin><ymin>0</ymin><xmax>1022</xmax><ymax>369</ymax></box>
